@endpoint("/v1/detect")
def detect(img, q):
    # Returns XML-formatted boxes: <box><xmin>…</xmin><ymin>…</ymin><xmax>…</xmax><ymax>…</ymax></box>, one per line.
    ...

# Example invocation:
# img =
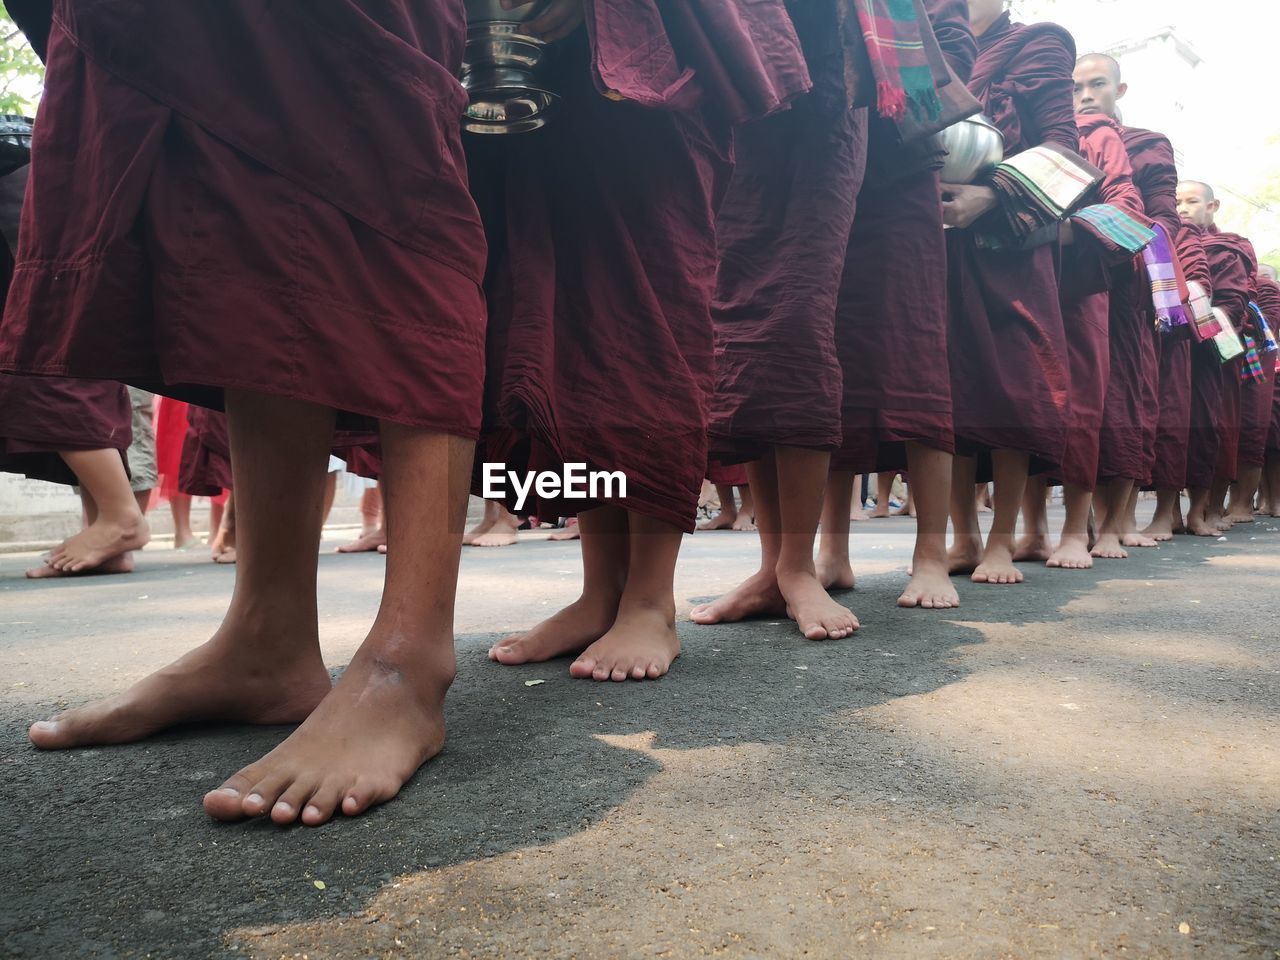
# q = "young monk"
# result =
<box><xmin>1016</xmin><ymin>95</ymin><xmax>1146</xmax><ymax>569</ymax></box>
<box><xmin>942</xmin><ymin>0</ymin><xmax>1076</xmax><ymax>585</ymax></box>
<box><xmin>0</xmin><ymin>151</ymin><xmax>150</xmax><ymax>579</ymax></box>
<box><xmin>1062</xmin><ymin>54</ymin><xmax>1175</xmax><ymax>559</ymax></box>
<box><xmin>3</xmin><ymin>1</ymin><xmax>493</xmax><ymax>826</ymax></box>
<box><xmin>1177</xmin><ymin>181</ymin><xmax>1256</xmax><ymax>535</ymax></box>
<box><xmin>484</xmin><ymin>1</ymin><xmax>811</xmax><ymax>674</ymax></box>
<box><xmin>817</xmin><ymin>0</ymin><xmax>976</xmax><ymax>610</ymax></box>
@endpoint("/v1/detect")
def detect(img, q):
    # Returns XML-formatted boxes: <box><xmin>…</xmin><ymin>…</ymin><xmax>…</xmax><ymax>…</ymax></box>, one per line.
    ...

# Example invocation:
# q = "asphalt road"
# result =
<box><xmin>1</xmin><ymin>509</ymin><xmax>1277</xmax><ymax>959</ymax></box>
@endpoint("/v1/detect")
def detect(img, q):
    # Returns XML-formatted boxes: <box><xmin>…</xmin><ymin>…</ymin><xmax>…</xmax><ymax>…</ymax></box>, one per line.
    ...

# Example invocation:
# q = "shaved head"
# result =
<box><xmin>1177</xmin><ymin>181</ymin><xmax>1219</xmax><ymax>229</ymax></box>
<box><xmin>1077</xmin><ymin>53</ymin><xmax>1122</xmax><ymax>83</ymax></box>
<box><xmin>1073</xmin><ymin>54</ymin><xmax>1126</xmax><ymax>119</ymax></box>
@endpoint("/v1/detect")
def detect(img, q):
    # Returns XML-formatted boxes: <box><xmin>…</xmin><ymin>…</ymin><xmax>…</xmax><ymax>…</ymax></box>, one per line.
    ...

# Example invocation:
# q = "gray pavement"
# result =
<box><xmin>1</xmin><ymin>508</ymin><xmax>1278</xmax><ymax>958</ymax></box>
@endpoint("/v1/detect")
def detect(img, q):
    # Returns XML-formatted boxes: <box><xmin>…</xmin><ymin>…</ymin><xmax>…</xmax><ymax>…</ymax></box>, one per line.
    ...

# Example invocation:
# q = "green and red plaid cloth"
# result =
<box><xmin>843</xmin><ymin>0</ymin><xmax>941</xmax><ymax>122</ymax></box>
<box><xmin>1239</xmin><ymin>334</ymin><xmax>1265</xmax><ymax>384</ymax></box>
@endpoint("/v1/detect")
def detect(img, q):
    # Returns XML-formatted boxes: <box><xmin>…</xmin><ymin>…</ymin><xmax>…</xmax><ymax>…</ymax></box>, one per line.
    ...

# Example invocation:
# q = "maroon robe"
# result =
<box><xmin>1204</xmin><ymin>228</ymin><xmax>1256</xmax><ymax>483</ymax></box>
<box><xmin>1055</xmin><ymin>114</ymin><xmax>1143</xmax><ymax>490</ymax></box>
<box><xmin>178</xmin><ymin>407</ymin><xmax>232</xmax><ymax>497</ymax></box>
<box><xmin>706</xmin><ymin>460</ymin><xmax>749</xmax><ymax>487</ymax></box>
<box><xmin>0</xmin><ymin>230</ymin><xmax>132</xmax><ymax>487</ymax></box>
<box><xmin>947</xmin><ymin>12</ymin><xmax>1076</xmax><ymax>472</ymax></box>
<box><xmin>832</xmin><ymin>0</ymin><xmax>976</xmax><ymax>474</ymax></box>
<box><xmin>1093</xmin><ymin>125</ymin><xmax>1171</xmax><ymax>486</ymax></box>
<box><xmin>1178</xmin><ymin>223</ymin><xmax>1221</xmax><ymax>489</ymax></box>
<box><xmin>1259</xmin><ymin>278</ymin><xmax>1280</xmax><ymax>459</ymax></box>
<box><xmin>0</xmin><ymin>2</ymin><xmax>488</xmax><ymax>439</ymax></box>
<box><xmin>1238</xmin><ymin>270</ymin><xmax>1275</xmax><ymax>469</ymax></box>
<box><xmin>470</xmin><ymin>22</ymin><xmax>744</xmax><ymax>531</ymax></box>
<box><xmin>709</xmin><ymin>0</ymin><xmax>869</xmax><ymax>462</ymax></box>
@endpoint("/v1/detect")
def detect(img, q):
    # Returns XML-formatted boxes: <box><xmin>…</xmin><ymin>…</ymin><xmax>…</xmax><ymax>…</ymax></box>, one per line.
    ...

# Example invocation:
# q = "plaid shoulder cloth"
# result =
<box><xmin>1139</xmin><ymin>222</ymin><xmax>1190</xmax><ymax>334</ymax></box>
<box><xmin>1184</xmin><ymin>280</ymin><xmax>1221</xmax><ymax>343</ymax></box>
<box><xmin>1211</xmin><ymin>308</ymin><xmax>1245</xmax><ymax>363</ymax></box>
<box><xmin>1239</xmin><ymin>334</ymin><xmax>1265</xmax><ymax>384</ymax></box>
<box><xmin>1248</xmin><ymin>301</ymin><xmax>1279</xmax><ymax>353</ymax></box>
<box><xmin>1072</xmin><ymin>203</ymin><xmax>1156</xmax><ymax>255</ymax></box>
<box><xmin>843</xmin><ymin>0</ymin><xmax>941</xmax><ymax>122</ymax></box>
<box><xmin>975</xmin><ymin>145</ymin><xmax>1103</xmax><ymax>249</ymax></box>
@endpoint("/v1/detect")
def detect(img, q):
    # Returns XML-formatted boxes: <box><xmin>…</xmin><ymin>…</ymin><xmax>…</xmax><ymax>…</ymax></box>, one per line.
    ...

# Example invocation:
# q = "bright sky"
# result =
<box><xmin>1013</xmin><ymin>0</ymin><xmax>1280</xmax><ymax>254</ymax></box>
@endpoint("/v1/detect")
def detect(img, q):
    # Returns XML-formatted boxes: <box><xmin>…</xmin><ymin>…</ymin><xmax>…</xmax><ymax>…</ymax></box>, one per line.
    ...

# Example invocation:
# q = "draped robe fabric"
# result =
<box><xmin>1203</xmin><ymin>228</ymin><xmax>1257</xmax><ymax>484</ymax></box>
<box><xmin>0</xmin><ymin>1</ymin><xmax>489</xmax><ymax>439</ymax></box>
<box><xmin>831</xmin><ymin>0</ymin><xmax>977</xmax><ymax>475</ymax></box>
<box><xmin>945</xmin><ymin>12</ymin><xmax>1076</xmax><ymax>474</ymax></box>
<box><xmin>1172</xmin><ymin>223</ymin><xmax>1216</xmax><ymax>489</ymax></box>
<box><xmin>1259</xmin><ymin>278</ymin><xmax>1280</xmax><ymax>460</ymax></box>
<box><xmin>709</xmin><ymin>0</ymin><xmax>869</xmax><ymax>463</ymax></box>
<box><xmin>1054</xmin><ymin>113</ymin><xmax>1143</xmax><ymax>490</ymax></box>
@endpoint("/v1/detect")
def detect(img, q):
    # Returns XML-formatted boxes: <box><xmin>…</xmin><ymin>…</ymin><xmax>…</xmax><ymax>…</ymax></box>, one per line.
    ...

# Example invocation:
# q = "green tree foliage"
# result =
<box><xmin>0</xmin><ymin>15</ymin><xmax>43</xmax><ymax>116</ymax></box>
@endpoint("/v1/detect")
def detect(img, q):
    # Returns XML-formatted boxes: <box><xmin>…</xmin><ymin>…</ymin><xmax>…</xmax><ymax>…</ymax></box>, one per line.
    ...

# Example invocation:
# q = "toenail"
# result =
<box><xmin>218</xmin><ymin>787</ymin><xmax>240</xmax><ymax>796</ymax></box>
<box><xmin>246</xmin><ymin>793</ymin><xmax>263</xmax><ymax>806</ymax></box>
<box><xmin>31</xmin><ymin>721</ymin><xmax>58</xmax><ymax>733</ymax></box>
<box><xmin>304</xmin><ymin>805</ymin><xmax>320</xmax><ymax>819</ymax></box>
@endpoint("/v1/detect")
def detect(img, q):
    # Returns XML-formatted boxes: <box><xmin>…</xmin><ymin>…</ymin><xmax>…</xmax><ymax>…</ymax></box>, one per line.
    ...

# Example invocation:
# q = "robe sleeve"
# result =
<box><xmin>1129</xmin><ymin>135</ymin><xmax>1180</xmax><ymax>240</ymax></box>
<box><xmin>925</xmin><ymin>0</ymin><xmax>977</xmax><ymax>82</ymax></box>
<box><xmin>1081</xmin><ymin>124</ymin><xmax>1143</xmax><ymax>218</ymax></box>
<box><xmin>1175</xmin><ymin>222</ymin><xmax>1212</xmax><ymax>294</ymax></box>
<box><xmin>1209</xmin><ymin>243</ymin><xmax>1252</xmax><ymax>326</ymax></box>
<box><xmin>2</xmin><ymin>0</ymin><xmax>52</xmax><ymax>62</ymax></box>
<box><xmin>1006</xmin><ymin>29</ymin><xmax>1078</xmax><ymax>152</ymax></box>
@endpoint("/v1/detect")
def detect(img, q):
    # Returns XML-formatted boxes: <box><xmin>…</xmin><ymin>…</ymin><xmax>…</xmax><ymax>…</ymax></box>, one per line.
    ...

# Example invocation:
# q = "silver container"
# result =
<box><xmin>938</xmin><ymin>115</ymin><xmax>1005</xmax><ymax>184</ymax></box>
<box><xmin>461</xmin><ymin>0</ymin><xmax>559</xmax><ymax>135</ymax></box>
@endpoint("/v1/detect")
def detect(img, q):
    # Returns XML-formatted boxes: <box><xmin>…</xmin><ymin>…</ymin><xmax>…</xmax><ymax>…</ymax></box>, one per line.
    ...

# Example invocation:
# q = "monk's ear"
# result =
<box><xmin>1208</xmin><ymin>198</ymin><xmax>1222</xmax><ymax>216</ymax></box>
<box><xmin>1116</xmin><ymin>81</ymin><xmax>1128</xmax><ymax>102</ymax></box>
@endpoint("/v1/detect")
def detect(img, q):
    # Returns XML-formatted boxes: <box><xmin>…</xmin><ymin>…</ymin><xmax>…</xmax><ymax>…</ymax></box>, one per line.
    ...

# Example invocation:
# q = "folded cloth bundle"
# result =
<box><xmin>1239</xmin><ymin>334</ymin><xmax>1265</xmax><ymax>384</ymax></box>
<box><xmin>976</xmin><ymin>144</ymin><xmax>1103</xmax><ymax>249</ymax></box>
<box><xmin>1248</xmin><ymin>301</ymin><xmax>1278</xmax><ymax>353</ymax></box>
<box><xmin>1138</xmin><ymin>222</ymin><xmax>1191</xmax><ymax>334</ymax></box>
<box><xmin>1212</xmin><ymin>307</ymin><xmax>1245</xmax><ymax>363</ymax></box>
<box><xmin>1185</xmin><ymin>280</ymin><xmax>1222</xmax><ymax>343</ymax></box>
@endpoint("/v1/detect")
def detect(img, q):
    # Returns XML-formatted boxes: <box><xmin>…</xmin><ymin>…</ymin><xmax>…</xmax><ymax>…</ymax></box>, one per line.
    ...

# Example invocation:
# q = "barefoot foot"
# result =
<box><xmin>45</xmin><ymin>514</ymin><xmax>149</xmax><ymax>575</ymax></box>
<box><xmin>898</xmin><ymin>558</ymin><xmax>959</xmax><ymax>608</ymax></box>
<box><xmin>1090</xmin><ymin>533</ymin><xmax>1129</xmax><ymax>559</ymax></box>
<box><xmin>570</xmin><ymin>603</ymin><xmax>679</xmax><ymax>681</ymax></box>
<box><xmin>777</xmin><ymin>568</ymin><xmax>858</xmax><ymax>640</ymax></box>
<box><xmin>29</xmin><ymin>633</ymin><xmax>331</xmax><ymax>749</ymax></box>
<box><xmin>689</xmin><ymin>570</ymin><xmax>786</xmax><ymax>625</ymax></box>
<box><xmin>971</xmin><ymin>542</ymin><xmax>1024</xmax><ymax>584</ymax></box>
<box><xmin>1121</xmin><ymin>532</ymin><xmax>1159</xmax><ymax>548</ymax></box>
<box><xmin>696</xmin><ymin>511</ymin><xmax>737</xmax><ymax>531</ymax></box>
<box><xmin>1046</xmin><ymin>534</ymin><xmax>1093</xmax><ymax>569</ymax></box>
<box><xmin>337</xmin><ymin>530</ymin><xmax>388</xmax><ymax>553</ymax></box>
<box><xmin>26</xmin><ymin>551</ymin><xmax>136</xmax><ymax>579</ymax></box>
<box><xmin>730</xmin><ymin>514</ymin><xmax>758</xmax><ymax>532</ymax></box>
<box><xmin>815</xmin><ymin>556</ymin><xmax>856</xmax><ymax>591</ymax></box>
<box><xmin>1012</xmin><ymin>535</ymin><xmax>1052</xmax><ymax>563</ymax></box>
<box><xmin>947</xmin><ymin>535</ymin><xmax>983</xmax><ymax>577</ymax></box>
<box><xmin>489</xmin><ymin>596</ymin><xmax>618</xmax><ymax>665</ymax></box>
<box><xmin>203</xmin><ymin>642</ymin><xmax>454</xmax><ymax>826</ymax></box>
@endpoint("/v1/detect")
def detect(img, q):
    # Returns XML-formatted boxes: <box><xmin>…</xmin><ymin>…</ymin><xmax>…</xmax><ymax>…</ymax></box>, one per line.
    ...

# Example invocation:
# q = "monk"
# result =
<box><xmin>0</xmin><ymin>141</ymin><xmax>150</xmax><ymax>579</ymax></box>
<box><xmin>1225</xmin><ymin>264</ymin><xmax>1276</xmax><ymax>523</ymax></box>
<box><xmin>484</xmin><ymin>2</ymin><xmax>811</xmax><ymax>673</ymax></box>
<box><xmin>178</xmin><ymin>407</ymin><xmax>236</xmax><ymax>561</ymax></box>
<box><xmin>1055</xmin><ymin>54</ymin><xmax>1175</xmax><ymax>559</ymax></box>
<box><xmin>942</xmin><ymin>0</ymin><xmax>1076</xmax><ymax>585</ymax></box>
<box><xmin>1177</xmin><ymin>181</ymin><xmax>1256</xmax><ymax>535</ymax></box>
<box><xmin>816</xmin><ymin>0</ymin><xmax>976</xmax><ymax>609</ymax></box>
<box><xmin>1259</xmin><ymin>265</ymin><xmax>1280</xmax><ymax>517</ymax></box>
<box><xmin>1016</xmin><ymin>98</ymin><xmax>1145</xmax><ymax>569</ymax></box>
<box><xmin>688</xmin><ymin>0</ymin><xmax>871</xmax><ymax>638</ymax></box>
<box><xmin>3</xmin><ymin>1</ymin><xmax>494</xmax><ymax>826</ymax></box>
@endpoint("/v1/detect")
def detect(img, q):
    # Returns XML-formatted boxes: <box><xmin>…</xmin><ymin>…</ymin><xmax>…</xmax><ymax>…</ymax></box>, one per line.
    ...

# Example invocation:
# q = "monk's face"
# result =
<box><xmin>1177</xmin><ymin>184</ymin><xmax>1218</xmax><ymax>229</ymax></box>
<box><xmin>1073</xmin><ymin>60</ymin><xmax>1125</xmax><ymax>118</ymax></box>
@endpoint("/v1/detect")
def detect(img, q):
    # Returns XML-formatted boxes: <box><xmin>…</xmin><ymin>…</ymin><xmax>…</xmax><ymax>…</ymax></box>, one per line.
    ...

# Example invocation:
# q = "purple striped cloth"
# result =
<box><xmin>1141</xmin><ymin>222</ymin><xmax>1190</xmax><ymax>334</ymax></box>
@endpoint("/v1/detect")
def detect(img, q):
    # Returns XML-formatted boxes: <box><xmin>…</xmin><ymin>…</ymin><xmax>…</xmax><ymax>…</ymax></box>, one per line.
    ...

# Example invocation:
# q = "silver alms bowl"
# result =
<box><xmin>462</xmin><ymin>0</ymin><xmax>559</xmax><ymax>134</ymax></box>
<box><xmin>938</xmin><ymin>115</ymin><xmax>1005</xmax><ymax>184</ymax></box>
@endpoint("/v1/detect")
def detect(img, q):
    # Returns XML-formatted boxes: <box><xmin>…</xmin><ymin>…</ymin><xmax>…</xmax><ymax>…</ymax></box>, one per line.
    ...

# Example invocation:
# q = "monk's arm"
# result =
<box><xmin>1212</xmin><ymin>248</ymin><xmax>1252</xmax><ymax>326</ymax></box>
<box><xmin>925</xmin><ymin>0</ymin><xmax>977</xmax><ymax>82</ymax></box>
<box><xmin>1090</xmin><ymin>127</ymin><xmax>1143</xmax><ymax>218</ymax></box>
<box><xmin>1175</xmin><ymin>223</ymin><xmax>1212</xmax><ymax>294</ymax></box>
<box><xmin>1134</xmin><ymin>136</ymin><xmax>1180</xmax><ymax>239</ymax></box>
<box><xmin>1009</xmin><ymin>33</ymin><xmax>1078</xmax><ymax>152</ymax></box>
